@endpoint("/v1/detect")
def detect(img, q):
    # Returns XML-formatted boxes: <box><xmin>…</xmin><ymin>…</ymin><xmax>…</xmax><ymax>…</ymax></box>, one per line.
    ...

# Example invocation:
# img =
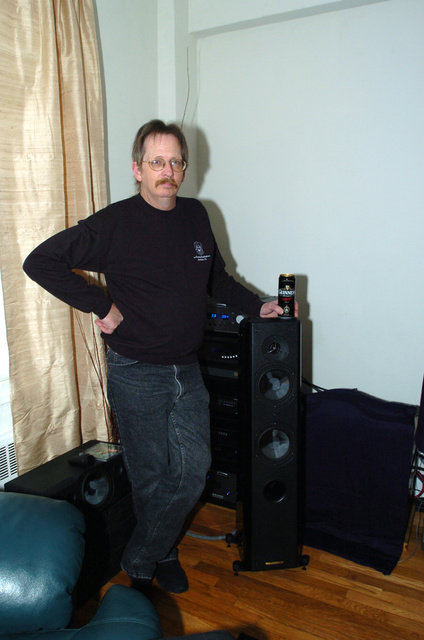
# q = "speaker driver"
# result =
<box><xmin>82</xmin><ymin>468</ymin><xmax>112</xmax><ymax>507</ymax></box>
<box><xmin>262</xmin><ymin>335</ymin><xmax>290</xmax><ymax>361</ymax></box>
<box><xmin>258</xmin><ymin>428</ymin><xmax>292</xmax><ymax>461</ymax></box>
<box><xmin>257</xmin><ymin>367</ymin><xmax>291</xmax><ymax>402</ymax></box>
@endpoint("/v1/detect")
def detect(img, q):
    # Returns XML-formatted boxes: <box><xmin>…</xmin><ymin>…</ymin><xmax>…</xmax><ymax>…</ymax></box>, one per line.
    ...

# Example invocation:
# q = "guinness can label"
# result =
<box><xmin>278</xmin><ymin>274</ymin><xmax>295</xmax><ymax>318</ymax></box>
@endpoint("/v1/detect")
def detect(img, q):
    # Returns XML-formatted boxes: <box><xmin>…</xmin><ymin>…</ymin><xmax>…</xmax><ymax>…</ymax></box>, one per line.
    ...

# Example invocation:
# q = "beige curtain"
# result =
<box><xmin>0</xmin><ymin>0</ymin><xmax>112</xmax><ymax>474</ymax></box>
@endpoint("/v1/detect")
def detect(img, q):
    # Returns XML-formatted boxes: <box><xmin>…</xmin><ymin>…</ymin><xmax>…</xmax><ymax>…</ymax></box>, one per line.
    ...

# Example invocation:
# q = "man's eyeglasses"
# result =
<box><xmin>142</xmin><ymin>157</ymin><xmax>187</xmax><ymax>173</ymax></box>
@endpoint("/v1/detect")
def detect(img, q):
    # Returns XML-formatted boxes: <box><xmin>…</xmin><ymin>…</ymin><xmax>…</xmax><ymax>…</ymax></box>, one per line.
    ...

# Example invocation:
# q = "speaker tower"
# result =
<box><xmin>234</xmin><ymin>317</ymin><xmax>308</xmax><ymax>572</ymax></box>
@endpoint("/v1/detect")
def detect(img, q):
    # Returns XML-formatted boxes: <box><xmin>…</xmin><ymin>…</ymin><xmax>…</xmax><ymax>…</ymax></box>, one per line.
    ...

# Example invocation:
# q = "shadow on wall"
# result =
<box><xmin>183</xmin><ymin>125</ymin><xmax>313</xmax><ymax>385</ymax></box>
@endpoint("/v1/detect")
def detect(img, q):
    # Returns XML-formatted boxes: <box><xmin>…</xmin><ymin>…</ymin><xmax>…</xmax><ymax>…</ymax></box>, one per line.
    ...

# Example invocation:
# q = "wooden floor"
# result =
<box><xmin>75</xmin><ymin>501</ymin><xmax>424</xmax><ymax>640</ymax></box>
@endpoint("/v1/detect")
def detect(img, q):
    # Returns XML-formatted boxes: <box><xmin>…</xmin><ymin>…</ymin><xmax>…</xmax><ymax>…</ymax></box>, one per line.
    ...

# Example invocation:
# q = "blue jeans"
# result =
<box><xmin>106</xmin><ymin>349</ymin><xmax>211</xmax><ymax>580</ymax></box>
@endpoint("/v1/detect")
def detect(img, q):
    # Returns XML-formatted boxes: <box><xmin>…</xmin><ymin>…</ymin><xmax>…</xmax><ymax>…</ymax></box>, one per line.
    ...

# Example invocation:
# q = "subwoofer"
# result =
<box><xmin>234</xmin><ymin>317</ymin><xmax>309</xmax><ymax>572</ymax></box>
<box><xmin>5</xmin><ymin>440</ymin><xmax>135</xmax><ymax>605</ymax></box>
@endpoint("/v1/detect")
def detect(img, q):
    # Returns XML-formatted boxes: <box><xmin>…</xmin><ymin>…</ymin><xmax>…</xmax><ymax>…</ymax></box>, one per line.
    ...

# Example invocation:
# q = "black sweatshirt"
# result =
<box><xmin>23</xmin><ymin>194</ymin><xmax>262</xmax><ymax>364</ymax></box>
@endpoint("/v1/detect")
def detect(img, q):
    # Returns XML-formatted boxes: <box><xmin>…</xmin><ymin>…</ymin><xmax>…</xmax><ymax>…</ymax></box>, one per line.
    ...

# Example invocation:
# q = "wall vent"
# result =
<box><xmin>0</xmin><ymin>438</ymin><xmax>17</xmax><ymax>489</ymax></box>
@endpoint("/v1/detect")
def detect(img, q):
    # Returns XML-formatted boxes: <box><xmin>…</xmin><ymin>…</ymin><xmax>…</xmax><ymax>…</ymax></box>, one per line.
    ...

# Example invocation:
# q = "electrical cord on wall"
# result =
<box><xmin>398</xmin><ymin>501</ymin><xmax>423</xmax><ymax>564</ymax></box>
<box><xmin>301</xmin><ymin>376</ymin><xmax>327</xmax><ymax>392</ymax></box>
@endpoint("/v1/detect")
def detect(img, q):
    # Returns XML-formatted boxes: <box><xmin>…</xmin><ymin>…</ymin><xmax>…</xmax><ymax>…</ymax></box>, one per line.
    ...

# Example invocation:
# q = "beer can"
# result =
<box><xmin>278</xmin><ymin>274</ymin><xmax>296</xmax><ymax>318</ymax></box>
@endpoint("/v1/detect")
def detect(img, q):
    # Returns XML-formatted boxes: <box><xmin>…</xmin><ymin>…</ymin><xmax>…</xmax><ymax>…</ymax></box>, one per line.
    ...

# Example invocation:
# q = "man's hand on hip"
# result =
<box><xmin>95</xmin><ymin>303</ymin><xmax>124</xmax><ymax>334</ymax></box>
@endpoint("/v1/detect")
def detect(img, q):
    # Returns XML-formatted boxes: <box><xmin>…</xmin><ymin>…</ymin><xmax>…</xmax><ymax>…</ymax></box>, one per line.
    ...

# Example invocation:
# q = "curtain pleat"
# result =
<box><xmin>0</xmin><ymin>0</ymin><xmax>111</xmax><ymax>474</ymax></box>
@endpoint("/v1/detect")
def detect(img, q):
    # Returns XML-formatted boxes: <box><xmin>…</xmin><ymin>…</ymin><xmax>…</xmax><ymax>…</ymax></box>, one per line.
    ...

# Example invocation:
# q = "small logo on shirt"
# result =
<box><xmin>194</xmin><ymin>241</ymin><xmax>204</xmax><ymax>256</ymax></box>
<box><xmin>193</xmin><ymin>241</ymin><xmax>210</xmax><ymax>262</ymax></box>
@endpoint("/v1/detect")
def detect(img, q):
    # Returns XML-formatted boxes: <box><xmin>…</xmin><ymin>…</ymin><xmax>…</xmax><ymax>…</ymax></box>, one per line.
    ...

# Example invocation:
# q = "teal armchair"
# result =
<box><xmin>0</xmin><ymin>491</ymin><xmax>234</xmax><ymax>640</ymax></box>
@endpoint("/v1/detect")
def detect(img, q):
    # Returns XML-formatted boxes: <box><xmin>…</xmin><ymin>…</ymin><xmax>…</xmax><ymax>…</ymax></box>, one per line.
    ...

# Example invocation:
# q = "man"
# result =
<box><xmin>23</xmin><ymin>119</ymin><xmax>283</xmax><ymax>595</ymax></box>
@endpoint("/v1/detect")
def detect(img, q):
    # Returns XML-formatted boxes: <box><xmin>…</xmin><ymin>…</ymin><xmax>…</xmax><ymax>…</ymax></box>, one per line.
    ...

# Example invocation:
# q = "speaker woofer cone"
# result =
<box><xmin>257</xmin><ymin>367</ymin><xmax>291</xmax><ymax>403</ymax></box>
<box><xmin>258</xmin><ymin>428</ymin><xmax>291</xmax><ymax>461</ymax></box>
<box><xmin>82</xmin><ymin>468</ymin><xmax>112</xmax><ymax>507</ymax></box>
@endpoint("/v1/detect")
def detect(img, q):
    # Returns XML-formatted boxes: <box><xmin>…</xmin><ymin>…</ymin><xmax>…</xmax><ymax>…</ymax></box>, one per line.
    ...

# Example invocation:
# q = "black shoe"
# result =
<box><xmin>130</xmin><ymin>576</ymin><xmax>153</xmax><ymax>598</ymax></box>
<box><xmin>155</xmin><ymin>549</ymin><xmax>189</xmax><ymax>594</ymax></box>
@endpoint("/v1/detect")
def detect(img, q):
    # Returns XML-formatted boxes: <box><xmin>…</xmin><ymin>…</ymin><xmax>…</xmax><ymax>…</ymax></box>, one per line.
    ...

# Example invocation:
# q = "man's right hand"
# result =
<box><xmin>94</xmin><ymin>303</ymin><xmax>124</xmax><ymax>334</ymax></box>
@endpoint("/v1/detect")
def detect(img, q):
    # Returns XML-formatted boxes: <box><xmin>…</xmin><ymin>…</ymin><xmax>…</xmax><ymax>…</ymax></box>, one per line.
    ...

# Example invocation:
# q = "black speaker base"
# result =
<box><xmin>232</xmin><ymin>554</ymin><xmax>309</xmax><ymax>574</ymax></box>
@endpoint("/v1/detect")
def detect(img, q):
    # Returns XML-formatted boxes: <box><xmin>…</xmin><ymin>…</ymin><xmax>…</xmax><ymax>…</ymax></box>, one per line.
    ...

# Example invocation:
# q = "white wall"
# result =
<box><xmin>94</xmin><ymin>0</ymin><xmax>158</xmax><ymax>202</ymax></box>
<box><xmin>95</xmin><ymin>0</ymin><xmax>424</xmax><ymax>405</ymax></box>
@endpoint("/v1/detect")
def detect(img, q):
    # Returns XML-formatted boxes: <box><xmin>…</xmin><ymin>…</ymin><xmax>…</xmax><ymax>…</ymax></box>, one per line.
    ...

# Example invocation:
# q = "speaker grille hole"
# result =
<box><xmin>263</xmin><ymin>479</ymin><xmax>286</xmax><ymax>503</ymax></box>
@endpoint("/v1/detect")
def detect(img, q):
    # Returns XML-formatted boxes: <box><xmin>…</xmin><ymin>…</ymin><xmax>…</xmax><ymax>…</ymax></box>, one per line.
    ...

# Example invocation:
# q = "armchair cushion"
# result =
<box><xmin>0</xmin><ymin>491</ymin><xmax>86</xmax><ymax>635</ymax></box>
<box><xmin>71</xmin><ymin>584</ymin><xmax>163</xmax><ymax>640</ymax></box>
<box><xmin>1</xmin><ymin>584</ymin><xmax>163</xmax><ymax>640</ymax></box>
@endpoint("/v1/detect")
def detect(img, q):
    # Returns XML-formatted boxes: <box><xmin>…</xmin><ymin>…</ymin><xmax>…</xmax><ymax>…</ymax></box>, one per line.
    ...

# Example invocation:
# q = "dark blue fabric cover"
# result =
<box><xmin>304</xmin><ymin>389</ymin><xmax>416</xmax><ymax>574</ymax></box>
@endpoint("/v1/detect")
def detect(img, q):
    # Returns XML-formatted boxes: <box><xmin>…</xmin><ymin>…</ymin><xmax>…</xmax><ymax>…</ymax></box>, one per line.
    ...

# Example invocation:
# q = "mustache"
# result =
<box><xmin>155</xmin><ymin>178</ymin><xmax>178</xmax><ymax>187</ymax></box>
